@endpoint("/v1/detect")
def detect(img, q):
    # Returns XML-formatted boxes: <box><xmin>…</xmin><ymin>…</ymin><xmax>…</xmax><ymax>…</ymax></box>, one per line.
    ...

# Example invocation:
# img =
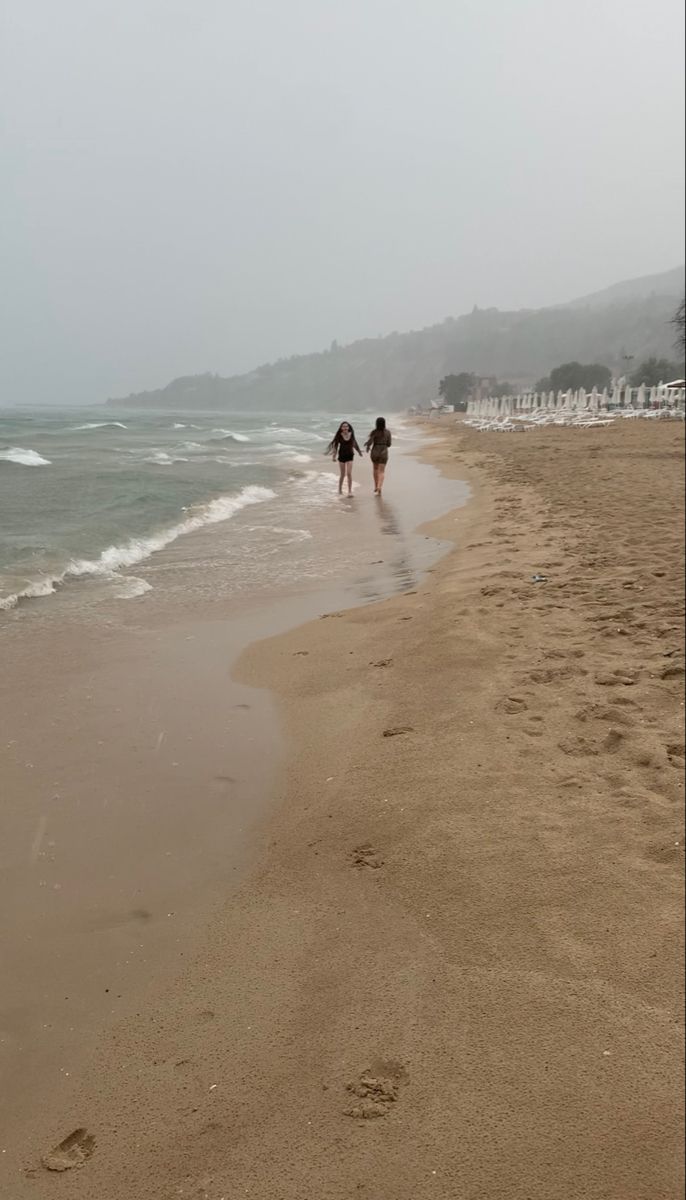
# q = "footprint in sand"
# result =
<box><xmin>549</xmin><ymin>647</ymin><xmax>586</xmax><ymax>660</ymax></box>
<box><xmin>371</xmin><ymin>658</ymin><xmax>393</xmax><ymax>668</ymax></box>
<box><xmin>666</xmin><ymin>742</ymin><xmax>685</xmax><ymax>767</ymax></box>
<box><xmin>574</xmin><ymin>704</ymin><xmax>634</xmax><ymax>726</ymax></box>
<box><xmin>344</xmin><ymin>1060</ymin><xmax>408</xmax><ymax>1120</ymax></box>
<box><xmin>42</xmin><ymin>1129</ymin><xmax>95</xmax><ymax>1172</ymax></box>
<box><xmin>496</xmin><ymin>696</ymin><xmax>528</xmax><ymax>714</ymax></box>
<box><xmin>602</xmin><ymin>729</ymin><xmax>625</xmax><ymax>753</ymax></box>
<box><xmin>526</xmin><ymin>666</ymin><xmax>578</xmax><ymax>684</ymax></box>
<box><xmin>615</xmin><ymin>790</ymin><xmax>648</xmax><ymax>811</ymax></box>
<box><xmin>382</xmin><ymin>726</ymin><xmax>414</xmax><ymax>738</ymax></box>
<box><xmin>352</xmin><ymin>844</ymin><xmax>384</xmax><ymax>870</ymax></box>
<box><xmin>595</xmin><ymin>670</ymin><xmax>638</xmax><ymax>687</ymax></box>
<box><xmin>558</xmin><ymin>736</ymin><xmax>599</xmax><ymax>757</ymax></box>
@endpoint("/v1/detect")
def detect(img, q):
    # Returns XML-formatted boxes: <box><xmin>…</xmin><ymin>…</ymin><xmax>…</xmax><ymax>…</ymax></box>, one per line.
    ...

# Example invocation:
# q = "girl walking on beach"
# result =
<box><xmin>365</xmin><ymin>417</ymin><xmax>392</xmax><ymax>495</ymax></box>
<box><xmin>326</xmin><ymin>421</ymin><xmax>362</xmax><ymax>495</ymax></box>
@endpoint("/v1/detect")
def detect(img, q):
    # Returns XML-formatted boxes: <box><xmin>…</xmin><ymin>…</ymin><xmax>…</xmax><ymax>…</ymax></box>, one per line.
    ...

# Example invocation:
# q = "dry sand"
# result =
<box><xmin>3</xmin><ymin>419</ymin><xmax>684</xmax><ymax>1200</ymax></box>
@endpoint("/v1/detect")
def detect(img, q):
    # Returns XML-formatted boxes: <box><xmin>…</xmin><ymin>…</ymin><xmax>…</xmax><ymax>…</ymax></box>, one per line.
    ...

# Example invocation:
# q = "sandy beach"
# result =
<box><xmin>2</xmin><ymin>418</ymin><xmax>684</xmax><ymax>1199</ymax></box>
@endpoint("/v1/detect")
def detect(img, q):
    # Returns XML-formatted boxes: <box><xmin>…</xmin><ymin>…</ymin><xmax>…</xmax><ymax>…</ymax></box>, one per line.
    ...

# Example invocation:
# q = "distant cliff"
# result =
<box><xmin>108</xmin><ymin>266</ymin><xmax>684</xmax><ymax>411</ymax></box>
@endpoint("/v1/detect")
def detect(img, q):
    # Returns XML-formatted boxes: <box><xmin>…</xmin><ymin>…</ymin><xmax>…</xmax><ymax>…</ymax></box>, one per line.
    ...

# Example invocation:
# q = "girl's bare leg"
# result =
<box><xmin>372</xmin><ymin>463</ymin><xmax>380</xmax><ymax>493</ymax></box>
<box><xmin>377</xmin><ymin>464</ymin><xmax>386</xmax><ymax>495</ymax></box>
<box><xmin>338</xmin><ymin>463</ymin><xmax>345</xmax><ymax>494</ymax></box>
<box><xmin>346</xmin><ymin>461</ymin><xmax>353</xmax><ymax>494</ymax></box>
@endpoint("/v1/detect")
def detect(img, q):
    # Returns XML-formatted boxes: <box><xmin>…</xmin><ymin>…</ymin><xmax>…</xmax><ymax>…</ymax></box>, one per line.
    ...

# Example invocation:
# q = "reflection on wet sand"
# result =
<box><xmin>351</xmin><ymin>495</ymin><xmax>420</xmax><ymax>602</ymax></box>
<box><xmin>375</xmin><ymin>496</ymin><xmax>400</xmax><ymax>536</ymax></box>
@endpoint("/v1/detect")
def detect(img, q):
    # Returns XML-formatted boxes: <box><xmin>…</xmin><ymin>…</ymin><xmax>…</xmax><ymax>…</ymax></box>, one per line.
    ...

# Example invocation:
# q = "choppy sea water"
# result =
<box><xmin>1</xmin><ymin>409</ymin><xmax>459</xmax><ymax>617</ymax></box>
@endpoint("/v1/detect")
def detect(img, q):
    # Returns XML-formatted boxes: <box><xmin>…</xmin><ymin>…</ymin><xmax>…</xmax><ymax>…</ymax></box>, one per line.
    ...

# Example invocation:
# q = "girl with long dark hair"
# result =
<box><xmin>365</xmin><ymin>417</ymin><xmax>392</xmax><ymax>495</ymax></box>
<box><xmin>326</xmin><ymin>420</ymin><xmax>362</xmax><ymax>496</ymax></box>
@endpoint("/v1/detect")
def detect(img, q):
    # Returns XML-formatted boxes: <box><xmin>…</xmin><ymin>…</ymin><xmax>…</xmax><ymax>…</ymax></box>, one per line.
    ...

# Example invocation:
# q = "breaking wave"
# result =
<box><xmin>0</xmin><ymin>485</ymin><xmax>275</xmax><ymax>612</ymax></box>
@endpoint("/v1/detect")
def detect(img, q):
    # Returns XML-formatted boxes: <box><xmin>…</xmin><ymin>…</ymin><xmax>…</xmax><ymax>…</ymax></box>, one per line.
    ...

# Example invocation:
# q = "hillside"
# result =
<box><xmin>109</xmin><ymin>266</ymin><xmax>685</xmax><ymax>412</ymax></box>
<box><xmin>561</xmin><ymin>264</ymin><xmax>685</xmax><ymax>309</ymax></box>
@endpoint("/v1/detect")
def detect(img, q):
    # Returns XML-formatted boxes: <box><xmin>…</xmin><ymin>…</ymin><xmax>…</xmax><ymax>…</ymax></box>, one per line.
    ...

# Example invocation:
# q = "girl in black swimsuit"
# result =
<box><xmin>326</xmin><ymin>421</ymin><xmax>362</xmax><ymax>496</ymax></box>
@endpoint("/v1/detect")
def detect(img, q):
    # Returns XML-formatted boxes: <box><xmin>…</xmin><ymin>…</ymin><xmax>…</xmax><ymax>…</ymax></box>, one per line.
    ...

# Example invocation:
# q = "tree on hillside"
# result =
<box><xmin>672</xmin><ymin>298</ymin><xmax>685</xmax><ymax>357</ymax></box>
<box><xmin>629</xmin><ymin>356</ymin><xmax>683</xmax><ymax>386</ymax></box>
<box><xmin>535</xmin><ymin>361</ymin><xmax>611</xmax><ymax>393</ymax></box>
<box><xmin>438</xmin><ymin>372</ymin><xmax>476</xmax><ymax>410</ymax></box>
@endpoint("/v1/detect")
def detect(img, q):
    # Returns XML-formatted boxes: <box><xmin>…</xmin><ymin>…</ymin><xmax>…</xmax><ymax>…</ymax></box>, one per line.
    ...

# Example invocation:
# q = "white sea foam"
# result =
<box><xmin>295</xmin><ymin>469</ymin><xmax>334</xmax><ymax>487</ymax></box>
<box><xmin>273</xmin><ymin>446</ymin><xmax>313</xmax><ymax>463</ymax></box>
<box><xmin>0</xmin><ymin>576</ymin><xmax>57</xmax><ymax>609</ymax></box>
<box><xmin>248</xmin><ymin>525</ymin><xmax>313</xmax><ymax>546</ymax></box>
<box><xmin>291</xmin><ymin>469</ymin><xmax>339</xmax><ymax>506</ymax></box>
<box><xmin>112</xmin><ymin>576</ymin><xmax>153</xmax><ymax>600</ymax></box>
<box><xmin>212</xmin><ymin>429</ymin><xmax>251</xmax><ymax>442</ymax></box>
<box><xmin>0</xmin><ymin>447</ymin><xmax>51</xmax><ymax>466</ymax></box>
<box><xmin>73</xmin><ymin>421</ymin><xmax>128</xmax><ymax>430</ymax></box>
<box><xmin>269</xmin><ymin>427</ymin><xmax>326</xmax><ymax>442</ymax></box>
<box><xmin>0</xmin><ymin>484</ymin><xmax>275</xmax><ymax>612</ymax></box>
<box><xmin>144</xmin><ymin>450</ymin><xmax>189</xmax><ymax>465</ymax></box>
<box><xmin>68</xmin><ymin>486</ymin><xmax>275</xmax><ymax>575</ymax></box>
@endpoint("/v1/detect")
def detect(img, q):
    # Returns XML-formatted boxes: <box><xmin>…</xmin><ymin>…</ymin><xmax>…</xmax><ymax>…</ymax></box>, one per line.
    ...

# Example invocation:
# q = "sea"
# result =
<box><xmin>0</xmin><ymin>408</ymin><xmax>464</xmax><ymax>620</ymax></box>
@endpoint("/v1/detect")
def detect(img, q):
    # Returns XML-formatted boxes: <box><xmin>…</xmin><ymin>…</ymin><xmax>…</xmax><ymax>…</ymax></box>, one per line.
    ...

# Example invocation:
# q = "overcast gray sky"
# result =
<box><xmin>1</xmin><ymin>0</ymin><xmax>684</xmax><ymax>405</ymax></box>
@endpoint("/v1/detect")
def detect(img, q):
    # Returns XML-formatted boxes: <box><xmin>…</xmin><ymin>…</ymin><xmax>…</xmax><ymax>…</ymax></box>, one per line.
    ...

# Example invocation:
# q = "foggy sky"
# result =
<box><xmin>1</xmin><ymin>0</ymin><xmax>684</xmax><ymax>405</ymax></box>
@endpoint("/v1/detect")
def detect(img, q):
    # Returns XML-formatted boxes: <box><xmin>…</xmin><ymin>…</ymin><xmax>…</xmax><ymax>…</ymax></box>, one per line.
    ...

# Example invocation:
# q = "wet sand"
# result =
<box><xmin>1</xmin><ymin>419</ymin><xmax>684</xmax><ymax>1199</ymax></box>
<box><xmin>0</xmin><ymin>440</ymin><xmax>467</xmax><ymax>1190</ymax></box>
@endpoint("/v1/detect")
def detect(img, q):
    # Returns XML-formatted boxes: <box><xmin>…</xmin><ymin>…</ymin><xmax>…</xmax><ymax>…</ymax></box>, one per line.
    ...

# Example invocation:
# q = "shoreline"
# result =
<box><xmin>0</xmin><ymin>418</ymin><xmax>464</xmax><ymax>622</ymax></box>
<box><xmin>2</xmin><ymin>418</ymin><xmax>684</xmax><ymax>1199</ymax></box>
<box><xmin>0</xmin><ymin>432</ymin><xmax>469</xmax><ymax>1189</ymax></box>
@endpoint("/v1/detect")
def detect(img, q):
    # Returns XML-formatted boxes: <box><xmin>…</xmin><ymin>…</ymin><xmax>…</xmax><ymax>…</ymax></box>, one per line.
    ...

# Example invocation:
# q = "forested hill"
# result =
<box><xmin>108</xmin><ymin>266</ymin><xmax>684</xmax><ymax>412</ymax></box>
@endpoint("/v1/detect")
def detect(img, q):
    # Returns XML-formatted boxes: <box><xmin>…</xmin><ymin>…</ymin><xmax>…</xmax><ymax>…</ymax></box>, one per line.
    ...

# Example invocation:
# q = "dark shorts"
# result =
<box><xmin>338</xmin><ymin>451</ymin><xmax>354</xmax><ymax>463</ymax></box>
<box><xmin>370</xmin><ymin>449</ymin><xmax>388</xmax><ymax>465</ymax></box>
